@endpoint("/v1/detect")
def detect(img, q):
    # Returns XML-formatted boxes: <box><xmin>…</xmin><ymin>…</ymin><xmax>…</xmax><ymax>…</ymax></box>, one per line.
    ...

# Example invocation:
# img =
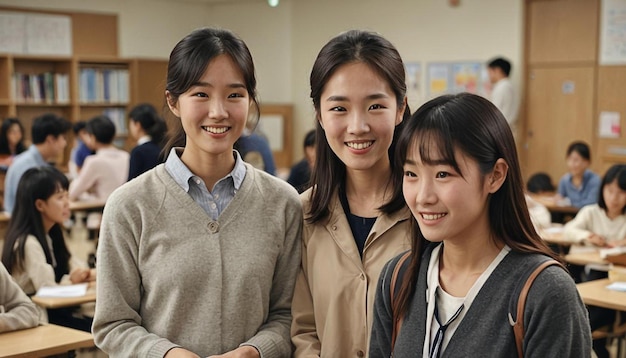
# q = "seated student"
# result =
<box><xmin>0</xmin><ymin>117</ymin><xmax>26</xmax><ymax>167</ymax></box>
<box><xmin>525</xmin><ymin>172</ymin><xmax>554</xmax><ymax>230</ymax></box>
<box><xmin>4</xmin><ymin>113</ymin><xmax>71</xmax><ymax>213</ymax></box>
<box><xmin>287</xmin><ymin>129</ymin><xmax>315</xmax><ymax>193</ymax></box>
<box><xmin>563</xmin><ymin>164</ymin><xmax>626</xmax><ymax>358</ymax></box>
<box><xmin>0</xmin><ymin>262</ymin><xmax>39</xmax><ymax>333</ymax></box>
<box><xmin>557</xmin><ymin>141</ymin><xmax>601</xmax><ymax>208</ymax></box>
<box><xmin>69</xmin><ymin>115</ymin><xmax>129</xmax><ymax>202</ymax></box>
<box><xmin>127</xmin><ymin>103</ymin><xmax>167</xmax><ymax>180</ymax></box>
<box><xmin>1</xmin><ymin>166</ymin><xmax>94</xmax><ymax>332</ymax></box>
<box><xmin>68</xmin><ymin>121</ymin><xmax>94</xmax><ymax>180</ymax></box>
<box><xmin>236</xmin><ymin>128</ymin><xmax>276</xmax><ymax>175</ymax></box>
<box><xmin>527</xmin><ymin>172</ymin><xmax>555</xmax><ymax>194</ymax></box>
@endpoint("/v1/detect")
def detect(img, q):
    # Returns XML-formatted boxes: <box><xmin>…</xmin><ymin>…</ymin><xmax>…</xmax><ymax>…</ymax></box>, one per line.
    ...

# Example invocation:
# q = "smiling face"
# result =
<box><xmin>566</xmin><ymin>151</ymin><xmax>589</xmax><ymax>177</ymax></box>
<box><xmin>36</xmin><ymin>186</ymin><xmax>70</xmax><ymax>232</ymax></box>
<box><xmin>402</xmin><ymin>139</ymin><xmax>498</xmax><ymax>244</ymax></box>
<box><xmin>6</xmin><ymin>123</ymin><xmax>22</xmax><ymax>150</ymax></box>
<box><xmin>318</xmin><ymin>61</ymin><xmax>403</xmax><ymax>174</ymax></box>
<box><xmin>167</xmin><ymin>54</ymin><xmax>250</xmax><ymax>163</ymax></box>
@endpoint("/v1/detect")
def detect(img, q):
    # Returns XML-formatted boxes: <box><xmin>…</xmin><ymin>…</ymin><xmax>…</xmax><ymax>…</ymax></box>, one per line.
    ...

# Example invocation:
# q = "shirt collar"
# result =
<box><xmin>137</xmin><ymin>135</ymin><xmax>151</xmax><ymax>145</ymax></box>
<box><xmin>164</xmin><ymin>147</ymin><xmax>246</xmax><ymax>192</ymax></box>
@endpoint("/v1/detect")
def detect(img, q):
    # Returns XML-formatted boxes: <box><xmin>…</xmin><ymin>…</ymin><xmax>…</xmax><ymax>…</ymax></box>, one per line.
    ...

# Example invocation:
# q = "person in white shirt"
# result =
<box><xmin>487</xmin><ymin>57</ymin><xmax>519</xmax><ymax>139</ymax></box>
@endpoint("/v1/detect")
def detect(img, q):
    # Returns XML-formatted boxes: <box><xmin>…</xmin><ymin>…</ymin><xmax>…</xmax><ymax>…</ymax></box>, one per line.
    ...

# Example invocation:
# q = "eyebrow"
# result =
<box><xmin>325</xmin><ymin>93</ymin><xmax>390</xmax><ymax>102</ymax></box>
<box><xmin>405</xmin><ymin>158</ymin><xmax>450</xmax><ymax>166</ymax></box>
<box><xmin>191</xmin><ymin>81</ymin><xmax>246</xmax><ymax>89</ymax></box>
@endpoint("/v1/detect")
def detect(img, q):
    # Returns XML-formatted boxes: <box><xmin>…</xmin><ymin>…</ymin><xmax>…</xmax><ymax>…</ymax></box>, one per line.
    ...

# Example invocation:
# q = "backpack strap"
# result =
<box><xmin>511</xmin><ymin>259</ymin><xmax>564</xmax><ymax>357</ymax></box>
<box><xmin>389</xmin><ymin>251</ymin><xmax>411</xmax><ymax>354</ymax></box>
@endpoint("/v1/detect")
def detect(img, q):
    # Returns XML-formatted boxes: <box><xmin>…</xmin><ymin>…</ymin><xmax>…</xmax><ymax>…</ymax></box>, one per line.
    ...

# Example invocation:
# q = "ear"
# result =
<box><xmin>487</xmin><ymin>158</ymin><xmax>508</xmax><ymax>194</ymax></box>
<box><xmin>396</xmin><ymin>96</ymin><xmax>407</xmax><ymax>126</ymax></box>
<box><xmin>166</xmin><ymin>90</ymin><xmax>180</xmax><ymax>118</ymax></box>
<box><xmin>317</xmin><ymin>113</ymin><xmax>324</xmax><ymax>130</ymax></box>
<box><xmin>34</xmin><ymin>198</ymin><xmax>45</xmax><ymax>213</ymax></box>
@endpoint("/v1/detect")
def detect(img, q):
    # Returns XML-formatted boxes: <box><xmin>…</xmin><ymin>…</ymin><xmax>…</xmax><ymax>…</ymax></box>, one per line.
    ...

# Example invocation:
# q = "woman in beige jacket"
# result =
<box><xmin>291</xmin><ymin>30</ymin><xmax>411</xmax><ymax>357</ymax></box>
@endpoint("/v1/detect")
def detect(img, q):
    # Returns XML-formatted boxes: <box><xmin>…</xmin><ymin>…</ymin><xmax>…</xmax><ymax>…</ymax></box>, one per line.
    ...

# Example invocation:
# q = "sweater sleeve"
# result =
<box><xmin>368</xmin><ymin>257</ymin><xmax>398</xmax><ymax>358</ymax></box>
<box><xmin>0</xmin><ymin>263</ymin><xmax>39</xmax><ymax>333</ymax></box>
<box><xmin>92</xmin><ymin>191</ymin><xmax>180</xmax><ymax>357</ymax></box>
<box><xmin>242</xmin><ymin>194</ymin><xmax>302</xmax><ymax>358</ymax></box>
<box><xmin>23</xmin><ymin>237</ymin><xmax>57</xmax><ymax>291</ymax></box>
<box><xmin>69</xmin><ymin>156</ymin><xmax>98</xmax><ymax>201</ymax></box>
<box><xmin>523</xmin><ymin>265</ymin><xmax>592</xmax><ymax>357</ymax></box>
<box><xmin>563</xmin><ymin>206</ymin><xmax>594</xmax><ymax>243</ymax></box>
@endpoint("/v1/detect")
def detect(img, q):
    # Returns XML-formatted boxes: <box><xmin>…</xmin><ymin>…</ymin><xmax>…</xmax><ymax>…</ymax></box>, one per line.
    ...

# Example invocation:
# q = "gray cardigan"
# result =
<box><xmin>93</xmin><ymin>163</ymin><xmax>302</xmax><ymax>357</ymax></box>
<box><xmin>370</xmin><ymin>243</ymin><xmax>591</xmax><ymax>357</ymax></box>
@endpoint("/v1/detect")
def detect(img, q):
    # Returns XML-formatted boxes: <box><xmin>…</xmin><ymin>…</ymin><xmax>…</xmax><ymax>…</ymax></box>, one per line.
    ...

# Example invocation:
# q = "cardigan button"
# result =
<box><xmin>356</xmin><ymin>350</ymin><xmax>365</xmax><ymax>357</ymax></box>
<box><xmin>207</xmin><ymin>221</ymin><xmax>219</xmax><ymax>233</ymax></box>
<box><xmin>332</xmin><ymin>225</ymin><xmax>337</xmax><ymax>231</ymax></box>
<box><xmin>359</xmin><ymin>273</ymin><xmax>365</xmax><ymax>280</ymax></box>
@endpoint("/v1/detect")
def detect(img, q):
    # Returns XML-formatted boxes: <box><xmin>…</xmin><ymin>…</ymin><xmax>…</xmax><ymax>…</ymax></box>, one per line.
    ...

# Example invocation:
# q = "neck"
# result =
<box><xmin>181</xmin><ymin>148</ymin><xmax>235</xmax><ymax>191</ymax></box>
<box><xmin>440</xmin><ymin>232</ymin><xmax>502</xmax><ymax>274</ymax></box>
<box><xmin>35</xmin><ymin>144</ymin><xmax>53</xmax><ymax>162</ymax></box>
<box><xmin>344</xmin><ymin>162</ymin><xmax>392</xmax><ymax>217</ymax></box>
<box><xmin>606</xmin><ymin>208</ymin><xmax>623</xmax><ymax>220</ymax></box>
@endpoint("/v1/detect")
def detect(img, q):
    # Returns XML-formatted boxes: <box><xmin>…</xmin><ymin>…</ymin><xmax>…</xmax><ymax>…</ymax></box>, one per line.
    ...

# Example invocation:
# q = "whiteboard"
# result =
<box><xmin>600</xmin><ymin>0</ymin><xmax>626</xmax><ymax>65</ymax></box>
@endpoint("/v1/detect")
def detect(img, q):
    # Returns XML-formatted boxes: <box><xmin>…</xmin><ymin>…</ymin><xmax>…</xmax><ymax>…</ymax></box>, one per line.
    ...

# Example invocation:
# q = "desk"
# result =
<box><xmin>69</xmin><ymin>200</ymin><xmax>106</xmax><ymax>212</ymax></box>
<box><xmin>0</xmin><ymin>324</ymin><xmax>94</xmax><ymax>358</ymax></box>
<box><xmin>32</xmin><ymin>282</ymin><xmax>96</xmax><ymax>309</ymax></box>
<box><xmin>576</xmin><ymin>278</ymin><xmax>626</xmax><ymax>311</ymax></box>
<box><xmin>565</xmin><ymin>251</ymin><xmax>608</xmax><ymax>266</ymax></box>
<box><xmin>540</xmin><ymin>229</ymin><xmax>571</xmax><ymax>246</ymax></box>
<box><xmin>529</xmin><ymin>193</ymin><xmax>579</xmax><ymax>215</ymax></box>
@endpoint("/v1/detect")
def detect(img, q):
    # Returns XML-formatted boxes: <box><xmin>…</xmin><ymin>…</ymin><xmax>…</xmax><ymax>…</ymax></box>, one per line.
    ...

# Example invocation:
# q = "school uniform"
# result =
<box><xmin>291</xmin><ymin>189</ymin><xmax>411</xmax><ymax>357</ymax></box>
<box><xmin>557</xmin><ymin>170</ymin><xmax>601</xmax><ymax>208</ymax></box>
<box><xmin>128</xmin><ymin>136</ymin><xmax>162</xmax><ymax>181</ymax></box>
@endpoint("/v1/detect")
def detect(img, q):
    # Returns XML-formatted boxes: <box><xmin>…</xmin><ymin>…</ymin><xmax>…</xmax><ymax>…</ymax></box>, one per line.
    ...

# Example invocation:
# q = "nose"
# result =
<box><xmin>208</xmin><ymin>98</ymin><xmax>228</xmax><ymax>120</ymax></box>
<box><xmin>414</xmin><ymin>178</ymin><xmax>436</xmax><ymax>206</ymax></box>
<box><xmin>347</xmin><ymin>110</ymin><xmax>369</xmax><ymax>135</ymax></box>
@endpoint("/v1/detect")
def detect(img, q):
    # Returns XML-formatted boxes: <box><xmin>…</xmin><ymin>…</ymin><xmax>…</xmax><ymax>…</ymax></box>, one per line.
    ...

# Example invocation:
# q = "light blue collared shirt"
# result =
<box><xmin>164</xmin><ymin>148</ymin><xmax>246</xmax><ymax>220</ymax></box>
<box><xmin>4</xmin><ymin>145</ymin><xmax>48</xmax><ymax>213</ymax></box>
<box><xmin>557</xmin><ymin>169</ymin><xmax>601</xmax><ymax>208</ymax></box>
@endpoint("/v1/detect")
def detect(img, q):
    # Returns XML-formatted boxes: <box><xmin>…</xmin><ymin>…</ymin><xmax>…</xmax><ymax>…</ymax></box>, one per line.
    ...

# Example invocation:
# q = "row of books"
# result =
<box><xmin>102</xmin><ymin>107</ymin><xmax>128</xmax><ymax>136</ymax></box>
<box><xmin>79</xmin><ymin>68</ymin><xmax>130</xmax><ymax>104</ymax></box>
<box><xmin>11</xmin><ymin>72</ymin><xmax>70</xmax><ymax>104</ymax></box>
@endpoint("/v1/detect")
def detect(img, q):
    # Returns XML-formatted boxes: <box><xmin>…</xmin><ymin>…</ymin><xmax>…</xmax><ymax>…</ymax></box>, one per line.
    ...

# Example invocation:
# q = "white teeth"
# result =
<box><xmin>422</xmin><ymin>213</ymin><xmax>446</xmax><ymax>220</ymax></box>
<box><xmin>203</xmin><ymin>126</ymin><xmax>228</xmax><ymax>134</ymax></box>
<box><xmin>346</xmin><ymin>141</ymin><xmax>373</xmax><ymax>150</ymax></box>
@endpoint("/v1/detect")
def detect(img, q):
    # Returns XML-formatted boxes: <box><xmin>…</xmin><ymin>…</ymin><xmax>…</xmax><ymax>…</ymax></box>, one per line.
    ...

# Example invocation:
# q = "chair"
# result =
<box><xmin>592</xmin><ymin>311</ymin><xmax>626</xmax><ymax>358</ymax></box>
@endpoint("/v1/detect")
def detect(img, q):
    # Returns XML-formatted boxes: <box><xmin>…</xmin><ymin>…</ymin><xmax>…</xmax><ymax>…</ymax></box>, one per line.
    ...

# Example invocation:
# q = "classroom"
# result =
<box><xmin>0</xmin><ymin>0</ymin><xmax>624</xmax><ymax>357</ymax></box>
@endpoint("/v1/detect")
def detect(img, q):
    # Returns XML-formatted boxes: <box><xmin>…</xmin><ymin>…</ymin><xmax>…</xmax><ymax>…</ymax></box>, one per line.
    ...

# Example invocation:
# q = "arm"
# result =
<box><xmin>92</xmin><ymin>192</ymin><xmax>181</xmax><ymax>357</ymax></box>
<box><xmin>69</xmin><ymin>157</ymin><xmax>98</xmax><ymax>201</ymax></box>
<box><xmin>563</xmin><ymin>207</ymin><xmax>594</xmax><ymax>244</ymax></box>
<box><xmin>241</xmin><ymin>197</ymin><xmax>302</xmax><ymax>358</ymax></box>
<box><xmin>290</xmin><ymin>243</ymin><xmax>321</xmax><ymax>358</ymax></box>
<box><xmin>523</xmin><ymin>266</ymin><xmax>591</xmax><ymax>357</ymax></box>
<box><xmin>556</xmin><ymin>176</ymin><xmax>567</xmax><ymax>198</ymax></box>
<box><xmin>0</xmin><ymin>264</ymin><xmax>39</xmax><ymax>333</ymax></box>
<box><xmin>4</xmin><ymin>165</ymin><xmax>23</xmax><ymax>213</ymax></box>
<box><xmin>368</xmin><ymin>259</ymin><xmax>395</xmax><ymax>358</ymax></box>
<box><xmin>23</xmin><ymin>237</ymin><xmax>57</xmax><ymax>290</ymax></box>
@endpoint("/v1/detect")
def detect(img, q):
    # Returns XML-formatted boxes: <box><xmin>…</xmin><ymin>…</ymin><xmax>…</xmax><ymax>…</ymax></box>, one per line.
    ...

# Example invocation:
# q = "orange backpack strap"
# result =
<box><xmin>512</xmin><ymin>259</ymin><xmax>563</xmax><ymax>357</ymax></box>
<box><xmin>390</xmin><ymin>251</ymin><xmax>412</xmax><ymax>354</ymax></box>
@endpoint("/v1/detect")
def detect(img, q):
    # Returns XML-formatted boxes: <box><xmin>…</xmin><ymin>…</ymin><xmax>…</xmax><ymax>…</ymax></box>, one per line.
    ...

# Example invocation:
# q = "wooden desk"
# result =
<box><xmin>576</xmin><ymin>278</ymin><xmax>626</xmax><ymax>311</ymax></box>
<box><xmin>529</xmin><ymin>194</ymin><xmax>579</xmax><ymax>215</ymax></box>
<box><xmin>32</xmin><ymin>282</ymin><xmax>96</xmax><ymax>309</ymax></box>
<box><xmin>0</xmin><ymin>324</ymin><xmax>94</xmax><ymax>358</ymax></box>
<box><xmin>69</xmin><ymin>200</ymin><xmax>106</xmax><ymax>212</ymax></box>
<box><xmin>540</xmin><ymin>229</ymin><xmax>572</xmax><ymax>246</ymax></box>
<box><xmin>565</xmin><ymin>251</ymin><xmax>608</xmax><ymax>266</ymax></box>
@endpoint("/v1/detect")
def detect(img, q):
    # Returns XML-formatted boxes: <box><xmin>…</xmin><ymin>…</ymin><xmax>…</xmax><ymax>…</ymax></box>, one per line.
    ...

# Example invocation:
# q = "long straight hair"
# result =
<box><xmin>1</xmin><ymin>166</ymin><xmax>71</xmax><ymax>283</ymax></box>
<box><xmin>308</xmin><ymin>30</ymin><xmax>411</xmax><ymax>223</ymax></box>
<box><xmin>393</xmin><ymin>93</ymin><xmax>559</xmax><ymax>317</ymax></box>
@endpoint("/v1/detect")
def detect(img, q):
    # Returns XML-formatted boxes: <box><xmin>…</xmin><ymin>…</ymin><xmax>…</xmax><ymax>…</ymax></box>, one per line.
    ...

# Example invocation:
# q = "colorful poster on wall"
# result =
<box><xmin>600</xmin><ymin>0</ymin><xmax>626</xmax><ymax>65</ymax></box>
<box><xmin>404</xmin><ymin>62</ymin><xmax>422</xmax><ymax>108</ymax></box>
<box><xmin>427</xmin><ymin>63</ymin><xmax>451</xmax><ymax>98</ymax></box>
<box><xmin>451</xmin><ymin>62</ymin><xmax>481</xmax><ymax>94</ymax></box>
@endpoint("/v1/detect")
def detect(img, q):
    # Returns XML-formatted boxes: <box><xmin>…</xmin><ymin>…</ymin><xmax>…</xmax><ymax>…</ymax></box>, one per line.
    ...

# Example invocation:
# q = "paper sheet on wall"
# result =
<box><xmin>25</xmin><ymin>14</ymin><xmax>72</xmax><ymax>55</ymax></box>
<box><xmin>405</xmin><ymin>62</ymin><xmax>422</xmax><ymax>108</ymax></box>
<box><xmin>259</xmin><ymin>114</ymin><xmax>284</xmax><ymax>151</ymax></box>
<box><xmin>599</xmin><ymin>111</ymin><xmax>621</xmax><ymax>138</ymax></box>
<box><xmin>600</xmin><ymin>0</ymin><xmax>626</xmax><ymax>65</ymax></box>
<box><xmin>0</xmin><ymin>12</ymin><xmax>26</xmax><ymax>53</ymax></box>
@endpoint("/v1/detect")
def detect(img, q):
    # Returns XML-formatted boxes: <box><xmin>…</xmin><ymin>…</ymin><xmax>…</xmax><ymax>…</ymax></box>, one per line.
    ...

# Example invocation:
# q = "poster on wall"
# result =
<box><xmin>600</xmin><ymin>0</ymin><xmax>626</xmax><ymax>65</ymax></box>
<box><xmin>404</xmin><ymin>62</ymin><xmax>422</xmax><ymax>108</ymax></box>
<box><xmin>427</xmin><ymin>63</ymin><xmax>451</xmax><ymax>98</ymax></box>
<box><xmin>451</xmin><ymin>62</ymin><xmax>481</xmax><ymax>94</ymax></box>
<box><xmin>0</xmin><ymin>11</ymin><xmax>72</xmax><ymax>55</ymax></box>
<box><xmin>0</xmin><ymin>12</ymin><xmax>26</xmax><ymax>53</ymax></box>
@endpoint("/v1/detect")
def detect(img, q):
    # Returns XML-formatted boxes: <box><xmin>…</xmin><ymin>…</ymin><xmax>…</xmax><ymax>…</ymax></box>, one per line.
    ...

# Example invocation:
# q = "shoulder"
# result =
<box><xmin>106</xmin><ymin>166</ymin><xmax>166</xmax><ymax>208</ymax></box>
<box><xmin>246</xmin><ymin>164</ymin><xmax>300</xmax><ymax>205</ymax></box>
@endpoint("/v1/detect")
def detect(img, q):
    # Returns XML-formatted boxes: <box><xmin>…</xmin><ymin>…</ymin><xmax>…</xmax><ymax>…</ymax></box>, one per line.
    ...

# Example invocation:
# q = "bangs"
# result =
<box><xmin>405</xmin><ymin>116</ymin><xmax>463</xmax><ymax>177</ymax></box>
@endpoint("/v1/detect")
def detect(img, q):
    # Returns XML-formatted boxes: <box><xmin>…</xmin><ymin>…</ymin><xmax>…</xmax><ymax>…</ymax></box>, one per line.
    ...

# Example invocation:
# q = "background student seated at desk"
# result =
<box><xmin>127</xmin><ymin>103</ymin><xmax>168</xmax><ymax>181</ymax></box>
<box><xmin>0</xmin><ymin>262</ymin><xmax>39</xmax><ymax>333</ymax></box>
<box><xmin>69</xmin><ymin>115</ymin><xmax>129</xmax><ymax>202</ymax></box>
<box><xmin>1</xmin><ymin>166</ymin><xmax>94</xmax><ymax>332</ymax></box>
<box><xmin>0</xmin><ymin>117</ymin><xmax>27</xmax><ymax>168</ymax></box>
<box><xmin>556</xmin><ymin>141</ymin><xmax>601</xmax><ymax>209</ymax></box>
<box><xmin>563</xmin><ymin>164</ymin><xmax>626</xmax><ymax>358</ymax></box>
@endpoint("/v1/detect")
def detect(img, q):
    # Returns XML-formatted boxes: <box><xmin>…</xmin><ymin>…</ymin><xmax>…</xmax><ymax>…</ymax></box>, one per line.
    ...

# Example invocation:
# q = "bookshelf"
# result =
<box><xmin>0</xmin><ymin>7</ymin><xmax>169</xmax><ymax>166</ymax></box>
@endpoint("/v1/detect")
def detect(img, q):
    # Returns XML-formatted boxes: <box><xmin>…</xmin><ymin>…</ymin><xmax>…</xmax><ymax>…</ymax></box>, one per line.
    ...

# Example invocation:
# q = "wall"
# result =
<box><xmin>0</xmin><ymin>0</ymin><xmax>522</xmax><ymax>163</ymax></box>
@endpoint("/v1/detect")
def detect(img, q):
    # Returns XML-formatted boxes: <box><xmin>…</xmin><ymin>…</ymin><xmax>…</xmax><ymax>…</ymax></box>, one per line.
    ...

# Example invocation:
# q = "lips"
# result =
<box><xmin>201</xmin><ymin>126</ymin><xmax>230</xmax><ymax>134</ymax></box>
<box><xmin>345</xmin><ymin>141</ymin><xmax>373</xmax><ymax>150</ymax></box>
<box><xmin>421</xmin><ymin>213</ymin><xmax>446</xmax><ymax>220</ymax></box>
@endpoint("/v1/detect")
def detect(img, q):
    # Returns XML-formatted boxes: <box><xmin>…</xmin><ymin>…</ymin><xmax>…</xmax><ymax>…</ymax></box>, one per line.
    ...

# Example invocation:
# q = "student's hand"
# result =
<box><xmin>586</xmin><ymin>234</ymin><xmax>608</xmax><ymax>247</ymax></box>
<box><xmin>164</xmin><ymin>348</ymin><xmax>201</xmax><ymax>358</ymax></box>
<box><xmin>606</xmin><ymin>238</ymin><xmax>626</xmax><ymax>248</ymax></box>
<box><xmin>69</xmin><ymin>267</ymin><xmax>91</xmax><ymax>283</ymax></box>
<box><xmin>208</xmin><ymin>346</ymin><xmax>260</xmax><ymax>358</ymax></box>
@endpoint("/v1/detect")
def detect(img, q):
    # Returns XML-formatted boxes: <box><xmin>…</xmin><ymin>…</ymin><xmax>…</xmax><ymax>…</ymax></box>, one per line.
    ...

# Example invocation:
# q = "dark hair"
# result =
<box><xmin>31</xmin><ymin>113</ymin><xmax>71</xmax><ymax>144</ymax></box>
<box><xmin>86</xmin><ymin>115</ymin><xmax>116</xmax><ymax>144</ymax></box>
<box><xmin>164</xmin><ymin>27</ymin><xmax>259</xmax><ymax>151</ymax></box>
<box><xmin>526</xmin><ymin>172</ymin><xmax>555</xmax><ymax>193</ymax></box>
<box><xmin>303</xmin><ymin>129</ymin><xmax>316</xmax><ymax>149</ymax></box>
<box><xmin>308</xmin><ymin>29</ymin><xmax>411</xmax><ymax>223</ymax></box>
<box><xmin>129</xmin><ymin>103</ymin><xmax>168</xmax><ymax>146</ymax></box>
<box><xmin>598</xmin><ymin>164</ymin><xmax>626</xmax><ymax>214</ymax></box>
<box><xmin>2</xmin><ymin>166</ymin><xmax>71</xmax><ymax>282</ymax></box>
<box><xmin>72</xmin><ymin>121</ymin><xmax>87</xmax><ymax>135</ymax></box>
<box><xmin>487</xmin><ymin>57</ymin><xmax>512</xmax><ymax>77</ymax></box>
<box><xmin>393</xmin><ymin>93</ymin><xmax>559</xmax><ymax>317</ymax></box>
<box><xmin>566</xmin><ymin>141</ymin><xmax>591</xmax><ymax>161</ymax></box>
<box><xmin>0</xmin><ymin>118</ymin><xmax>26</xmax><ymax>156</ymax></box>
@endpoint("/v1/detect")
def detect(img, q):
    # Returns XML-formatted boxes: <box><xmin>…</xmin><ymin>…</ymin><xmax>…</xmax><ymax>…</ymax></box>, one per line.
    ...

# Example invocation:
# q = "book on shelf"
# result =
<box><xmin>12</xmin><ymin>71</ymin><xmax>68</xmax><ymax>104</ymax></box>
<box><xmin>80</xmin><ymin>67</ymin><xmax>129</xmax><ymax>104</ymax></box>
<box><xmin>102</xmin><ymin>107</ymin><xmax>127</xmax><ymax>136</ymax></box>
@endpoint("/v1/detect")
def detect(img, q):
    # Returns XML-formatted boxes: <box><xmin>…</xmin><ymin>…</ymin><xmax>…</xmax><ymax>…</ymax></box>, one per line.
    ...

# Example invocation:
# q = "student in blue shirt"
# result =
<box><xmin>557</xmin><ymin>141</ymin><xmax>601</xmax><ymax>208</ymax></box>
